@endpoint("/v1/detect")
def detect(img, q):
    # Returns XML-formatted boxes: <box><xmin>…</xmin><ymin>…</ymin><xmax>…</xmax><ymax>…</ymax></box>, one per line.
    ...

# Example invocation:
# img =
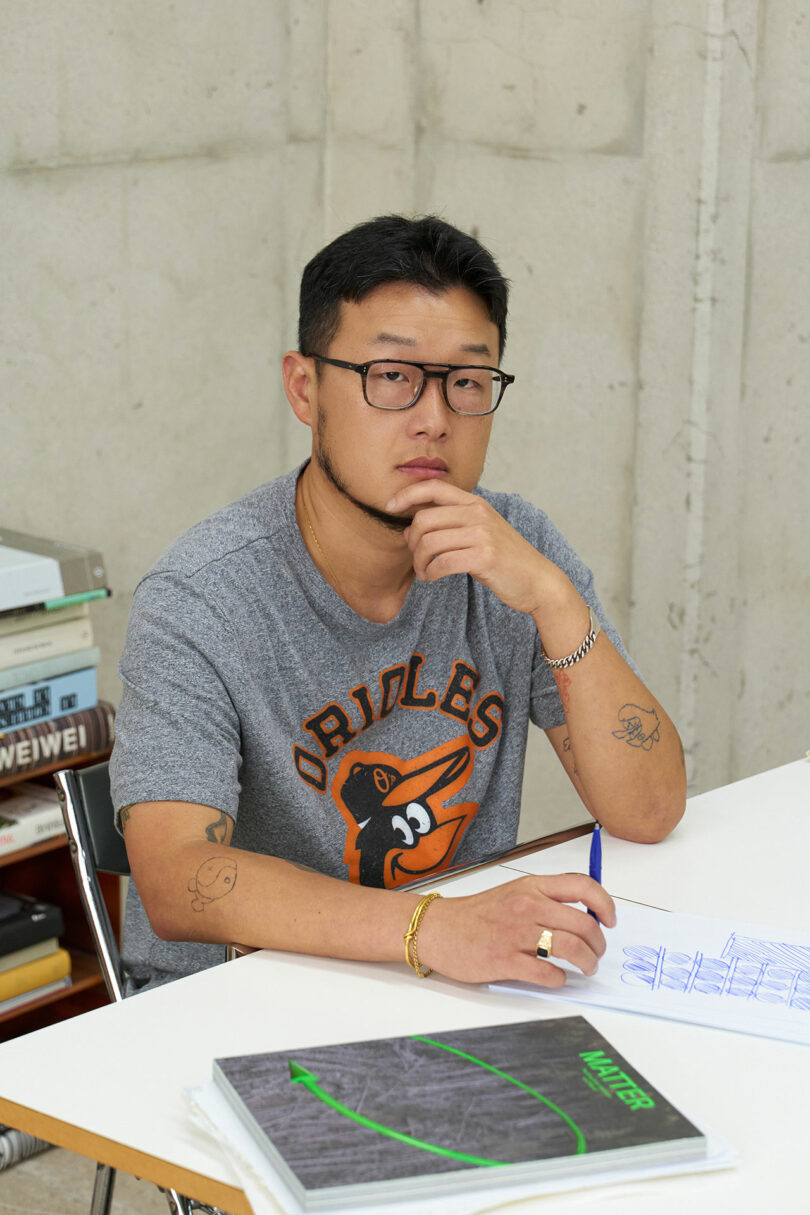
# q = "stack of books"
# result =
<box><xmin>0</xmin><ymin>892</ymin><xmax>70</xmax><ymax>1016</ymax></box>
<box><xmin>0</xmin><ymin>886</ymin><xmax>66</xmax><ymax>1167</ymax></box>
<box><xmin>0</xmin><ymin>780</ymin><xmax>65</xmax><ymax>857</ymax></box>
<box><xmin>0</xmin><ymin>528</ymin><xmax>116</xmax><ymax>781</ymax></box>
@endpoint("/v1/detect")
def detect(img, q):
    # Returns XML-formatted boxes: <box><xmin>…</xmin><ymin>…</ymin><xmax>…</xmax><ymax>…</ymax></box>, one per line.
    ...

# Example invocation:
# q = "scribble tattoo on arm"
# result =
<box><xmin>613</xmin><ymin>704</ymin><xmax>661</xmax><ymax>751</ymax></box>
<box><xmin>205</xmin><ymin>812</ymin><xmax>229</xmax><ymax>844</ymax></box>
<box><xmin>188</xmin><ymin>857</ymin><xmax>238</xmax><ymax>912</ymax></box>
<box><xmin>562</xmin><ymin>734</ymin><xmax>579</xmax><ymax>776</ymax></box>
<box><xmin>120</xmin><ymin>807</ymin><xmax>131</xmax><ymax>832</ymax></box>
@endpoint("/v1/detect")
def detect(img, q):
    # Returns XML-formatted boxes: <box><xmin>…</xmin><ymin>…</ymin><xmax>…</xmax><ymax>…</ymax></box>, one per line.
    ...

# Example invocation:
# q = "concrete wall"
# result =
<box><xmin>2</xmin><ymin>1</ymin><xmax>807</xmax><ymax>839</ymax></box>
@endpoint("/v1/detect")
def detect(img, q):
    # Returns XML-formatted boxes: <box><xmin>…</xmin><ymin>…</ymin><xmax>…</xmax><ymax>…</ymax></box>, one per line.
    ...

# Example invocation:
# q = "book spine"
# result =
<box><xmin>0</xmin><ymin>616</ymin><xmax>94</xmax><ymax>669</ymax></box>
<box><xmin>0</xmin><ymin>903</ymin><xmax>65</xmax><ymax>957</ymax></box>
<box><xmin>0</xmin><ymin>938</ymin><xmax>59</xmax><ymax>975</ymax></box>
<box><xmin>0</xmin><ymin>977</ymin><xmax>70</xmax><ymax>1016</ymax></box>
<box><xmin>0</xmin><ymin>530</ymin><xmax>107</xmax><ymax>614</ymax></box>
<box><xmin>0</xmin><ymin>948</ymin><xmax>71</xmax><ymax>1002</ymax></box>
<box><xmin>0</xmin><ymin>667</ymin><xmax>97</xmax><ymax>732</ymax></box>
<box><xmin>0</xmin><ymin>549</ymin><xmax>63</xmax><ymax>615</ymax></box>
<box><xmin>0</xmin><ymin>700</ymin><xmax>115</xmax><ymax>783</ymax></box>
<box><xmin>0</xmin><ymin>600</ymin><xmax>89</xmax><ymax>639</ymax></box>
<box><xmin>0</xmin><ymin>590</ymin><xmax>109</xmax><ymax>625</ymax></box>
<box><xmin>0</xmin><ymin>645</ymin><xmax>101</xmax><ymax>694</ymax></box>
<box><xmin>0</xmin><ymin>804</ymin><xmax>65</xmax><ymax>857</ymax></box>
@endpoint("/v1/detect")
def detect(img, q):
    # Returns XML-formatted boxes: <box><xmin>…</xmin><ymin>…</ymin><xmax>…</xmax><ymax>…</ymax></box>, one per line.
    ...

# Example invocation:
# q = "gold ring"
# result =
<box><xmin>536</xmin><ymin>929</ymin><xmax>553</xmax><ymax>960</ymax></box>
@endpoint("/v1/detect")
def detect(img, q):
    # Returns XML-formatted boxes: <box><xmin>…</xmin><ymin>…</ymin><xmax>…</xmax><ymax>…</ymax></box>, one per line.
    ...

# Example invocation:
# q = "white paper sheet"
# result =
<box><xmin>494</xmin><ymin>900</ymin><xmax>810</xmax><ymax>1045</ymax></box>
<box><xmin>186</xmin><ymin>1078</ymin><xmax>736</xmax><ymax>1215</ymax></box>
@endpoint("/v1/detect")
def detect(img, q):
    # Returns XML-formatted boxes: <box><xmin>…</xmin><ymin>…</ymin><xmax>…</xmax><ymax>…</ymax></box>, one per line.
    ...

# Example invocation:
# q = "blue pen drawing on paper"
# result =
<box><xmin>621</xmin><ymin>935</ymin><xmax>810</xmax><ymax>1013</ymax></box>
<box><xmin>492</xmin><ymin>905</ymin><xmax>810</xmax><ymax>1043</ymax></box>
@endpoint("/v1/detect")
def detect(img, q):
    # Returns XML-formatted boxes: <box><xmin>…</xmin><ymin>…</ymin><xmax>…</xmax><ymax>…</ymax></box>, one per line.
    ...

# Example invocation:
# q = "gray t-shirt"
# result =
<box><xmin>110</xmin><ymin>465</ymin><xmax>632</xmax><ymax>991</ymax></box>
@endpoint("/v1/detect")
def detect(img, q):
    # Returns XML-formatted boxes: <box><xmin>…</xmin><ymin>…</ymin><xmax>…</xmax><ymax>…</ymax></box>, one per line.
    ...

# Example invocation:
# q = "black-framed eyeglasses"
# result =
<box><xmin>311</xmin><ymin>355</ymin><xmax>515</xmax><ymax>416</ymax></box>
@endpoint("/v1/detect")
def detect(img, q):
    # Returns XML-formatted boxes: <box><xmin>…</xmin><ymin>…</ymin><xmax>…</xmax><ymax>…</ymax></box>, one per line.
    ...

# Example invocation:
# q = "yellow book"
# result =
<box><xmin>0</xmin><ymin>946</ymin><xmax>71</xmax><ymax>1001</ymax></box>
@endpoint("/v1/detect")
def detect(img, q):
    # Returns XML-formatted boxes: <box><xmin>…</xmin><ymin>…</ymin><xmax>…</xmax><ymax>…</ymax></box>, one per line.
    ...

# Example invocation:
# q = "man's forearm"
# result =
<box><xmin>123</xmin><ymin>799</ymin><xmax>620</xmax><ymax>987</ymax></box>
<box><xmin>541</xmin><ymin>617</ymin><xmax>686</xmax><ymax>842</ymax></box>
<box><xmin>131</xmin><ymin>838</ymin><xmax>619</xmax><ymax>988</ymax></box>
<box><xmin>136</xmin><ymin>839</ymin><xmax>425</xmax><ymax>960</ymax></box>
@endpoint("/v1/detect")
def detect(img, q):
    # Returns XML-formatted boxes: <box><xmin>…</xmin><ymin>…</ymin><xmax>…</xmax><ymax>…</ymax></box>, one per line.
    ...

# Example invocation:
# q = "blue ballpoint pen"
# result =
<box><xmin>587</xmin><ymin>822</ymin><xmax>602</xmax><ymax>919</ymax></box>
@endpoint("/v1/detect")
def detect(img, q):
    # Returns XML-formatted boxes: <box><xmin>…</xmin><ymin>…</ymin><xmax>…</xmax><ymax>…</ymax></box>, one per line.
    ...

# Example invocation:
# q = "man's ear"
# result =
<box><xmin>282</xmin><ymin>351</ymin><xmax>317</xmax><ymax>426</ymax></box>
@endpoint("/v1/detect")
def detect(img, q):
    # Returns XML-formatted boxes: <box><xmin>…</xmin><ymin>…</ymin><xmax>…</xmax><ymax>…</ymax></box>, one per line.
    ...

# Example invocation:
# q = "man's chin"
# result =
<box><xmin>356</xmin><ymin>502</ymin><xmax>415</xmax><ymax>533</ymax></box>
<box><xmin>316</xmin><ymin>447</ymin><xmax>414</xmax><ymax>532</ymax></box>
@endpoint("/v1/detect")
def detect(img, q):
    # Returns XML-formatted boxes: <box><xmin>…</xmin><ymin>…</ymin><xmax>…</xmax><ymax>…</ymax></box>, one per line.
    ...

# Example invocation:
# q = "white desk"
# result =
<box><xmin>0</xmin><ymin>759</ymin><xmax>807</xmax><ymax>1213</ymax></box>
<box><xmin>502</xmin><ymin>758</ymin><xmax>810</xmax><ymax>925</ymax></box>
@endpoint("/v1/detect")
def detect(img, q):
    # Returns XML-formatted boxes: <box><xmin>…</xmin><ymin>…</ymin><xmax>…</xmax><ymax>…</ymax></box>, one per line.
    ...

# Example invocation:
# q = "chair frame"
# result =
<box><xmin>54</xmin><ymin>767</ymin><xmax>126</xmax><ymax>1004</ymax></box>
<box><xmin>53</xmin><ymin>765</ymin><xmax>225</xmax><ymax>1215</ymax></box>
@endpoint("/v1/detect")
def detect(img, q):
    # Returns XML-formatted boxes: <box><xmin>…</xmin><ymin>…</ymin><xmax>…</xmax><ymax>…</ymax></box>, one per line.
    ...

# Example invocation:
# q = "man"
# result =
<box><xmin>111</xmin><ymin>215</ymin><xmax>685</xmax><ymax>994</ymax></box>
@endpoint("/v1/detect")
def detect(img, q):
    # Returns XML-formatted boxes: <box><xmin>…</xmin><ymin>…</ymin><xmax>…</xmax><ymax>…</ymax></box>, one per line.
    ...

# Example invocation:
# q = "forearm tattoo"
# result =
<box><xmin>554</xmin><ymin>669</ymin><xmax>573</xmax><ymax>715</ymax></box>
<box><xmin>613</xmin><ymin>703</ymin><xmax>661</xmax><ymax>751</ymax></box>
<box><xmin>205</xmin><ymin>812</ymin><xmax>229</xmax><ymax>844</ymax></box>
<box><xmin>188</xmin><ymin>857</ymin><xmax>238</xmax><ymax>912</ymax></box>
<box><xmin>562</xmin><ymin>734</ymin><xmax>579</xmax><ymax>776</ymax></box>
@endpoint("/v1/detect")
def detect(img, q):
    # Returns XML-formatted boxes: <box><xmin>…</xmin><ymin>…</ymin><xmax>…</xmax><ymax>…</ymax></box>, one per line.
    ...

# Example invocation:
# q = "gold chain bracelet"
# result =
<box><xmin>403</xmin><ymin>891</ymin><xmax>442</xmax><ymax>978</ymax></box>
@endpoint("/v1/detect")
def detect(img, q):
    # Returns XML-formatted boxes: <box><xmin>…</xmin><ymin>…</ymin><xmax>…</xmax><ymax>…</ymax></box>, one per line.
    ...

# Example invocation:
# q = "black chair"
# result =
<box><xmin>54</xmin><ymin>763</ymin><xmax>226</xmax><ymax>1215</ymax></box>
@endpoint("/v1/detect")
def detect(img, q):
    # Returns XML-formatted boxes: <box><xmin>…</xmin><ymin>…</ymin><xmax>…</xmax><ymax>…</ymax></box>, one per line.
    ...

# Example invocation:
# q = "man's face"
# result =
<box><xmin>309</xmin><ymin>283</ymin><xmax>499</xmax><ymax>529</ymax></box>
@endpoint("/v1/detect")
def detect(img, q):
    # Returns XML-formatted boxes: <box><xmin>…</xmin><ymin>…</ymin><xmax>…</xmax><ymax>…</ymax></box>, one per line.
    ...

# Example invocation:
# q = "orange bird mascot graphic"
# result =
<box><xmin>331</xmin><ymin>736</ymin><xmax>479</xmax><ymax>889</ymax></box>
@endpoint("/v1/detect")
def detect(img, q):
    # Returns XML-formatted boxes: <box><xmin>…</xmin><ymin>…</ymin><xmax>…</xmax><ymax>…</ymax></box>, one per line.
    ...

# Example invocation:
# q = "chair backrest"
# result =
<box><xmin>53</xmin><ymin>762</ymin><xmax>128</xmax><ymax>1003</ymax></box>
<box><xmin>72</xmin><ymin>762</ymin><xmax>130</xmax><ymax>876</ymax></box>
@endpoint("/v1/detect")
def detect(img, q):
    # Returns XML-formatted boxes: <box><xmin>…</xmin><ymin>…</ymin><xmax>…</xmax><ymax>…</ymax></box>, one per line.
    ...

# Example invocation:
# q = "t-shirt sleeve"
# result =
<box><xmin>109</xmin><ymin>571</ymin><xmax>245</xmax><ymax>824</ymax></box>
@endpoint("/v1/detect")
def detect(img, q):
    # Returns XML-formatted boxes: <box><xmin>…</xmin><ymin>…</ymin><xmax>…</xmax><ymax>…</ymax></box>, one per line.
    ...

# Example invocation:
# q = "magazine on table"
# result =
<box><xmin>212</xmin><ymin>1015</ymin><xmax>707</xmax><ymax>1212</ymax></box>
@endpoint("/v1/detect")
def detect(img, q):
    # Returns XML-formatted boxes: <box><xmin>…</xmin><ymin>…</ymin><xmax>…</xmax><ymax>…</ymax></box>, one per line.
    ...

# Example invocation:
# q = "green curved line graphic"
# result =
<box><xmin>412</xmin><ymin>1034</ymin><xmax>587</xmax><ymax>1155</ymax></box>
<box><xmin>288</xmin><ymin>1035</ymin><xmax>587</xmax><ymax>1165</ymax></box>
<box><xmin>288</xmin><ymin>1061</ymin><xmax>501</xmax><ymax>1166</ymax></box>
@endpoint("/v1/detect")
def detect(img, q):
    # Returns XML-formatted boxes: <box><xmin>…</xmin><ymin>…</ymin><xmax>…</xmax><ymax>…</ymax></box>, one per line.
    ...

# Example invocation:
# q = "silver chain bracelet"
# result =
<box><xmin>541</xmin><ymin>607</ymin><xmax>602</xmax><ymax>670</ymax></box>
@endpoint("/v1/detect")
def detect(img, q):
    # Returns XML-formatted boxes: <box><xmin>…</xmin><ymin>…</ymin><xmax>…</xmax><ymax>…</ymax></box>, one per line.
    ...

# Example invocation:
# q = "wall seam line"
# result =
<box><xmin>679</xmin><ymin>0</ymin><xmax>727</xmax><ymax>775</ymax></box>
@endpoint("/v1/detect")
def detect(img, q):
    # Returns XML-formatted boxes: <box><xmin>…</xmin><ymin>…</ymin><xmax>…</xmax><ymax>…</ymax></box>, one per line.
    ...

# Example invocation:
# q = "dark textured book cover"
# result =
<box><xmin>0</xmin><ymin>893</ymin><xmax>64</xmax><ymax>956</ymax></box>
<box><xmin>214</xmin><ymin>1015</ymin><xmax>705</xmax><ymax>1207</ymax></box>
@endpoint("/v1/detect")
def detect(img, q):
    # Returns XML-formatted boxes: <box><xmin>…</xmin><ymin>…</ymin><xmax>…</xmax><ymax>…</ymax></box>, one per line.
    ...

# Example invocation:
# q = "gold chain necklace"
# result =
<box><xmin>299</xmin><ymin>492</ymin><xmax>346</xmax><ymax>600</ymax></box>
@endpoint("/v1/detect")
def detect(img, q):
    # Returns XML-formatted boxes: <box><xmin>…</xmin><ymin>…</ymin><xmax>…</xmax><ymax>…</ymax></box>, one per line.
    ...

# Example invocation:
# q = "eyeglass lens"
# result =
<box><xmin>365</xmin><ymin>362</ymin><xmax>501</xmax><ymax>414</ymax></box>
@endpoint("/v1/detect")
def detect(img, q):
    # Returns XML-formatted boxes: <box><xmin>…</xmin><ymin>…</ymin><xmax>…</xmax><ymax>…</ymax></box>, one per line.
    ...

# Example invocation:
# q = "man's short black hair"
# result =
<box><xmin>298</xmin><ymin>214</ymin><xmax>509</xmax><ymax>360</ymax></box>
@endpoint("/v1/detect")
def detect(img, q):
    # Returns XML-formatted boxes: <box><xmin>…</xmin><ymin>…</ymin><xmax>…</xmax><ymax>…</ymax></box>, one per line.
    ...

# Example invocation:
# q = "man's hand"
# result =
<box><xmin>388</xmin><ymin>478</ymin><xmax>686</xmax><ymax>844</ymax></box>
<box><xmin>416</xmin><ymin>873</ymin><xmax>616</xmax><ymax>986</ymax></box>
<box><xmin>386</xmin><ymin>480</ymin><xmax>571</xmax><ymax>617</ymax></box>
